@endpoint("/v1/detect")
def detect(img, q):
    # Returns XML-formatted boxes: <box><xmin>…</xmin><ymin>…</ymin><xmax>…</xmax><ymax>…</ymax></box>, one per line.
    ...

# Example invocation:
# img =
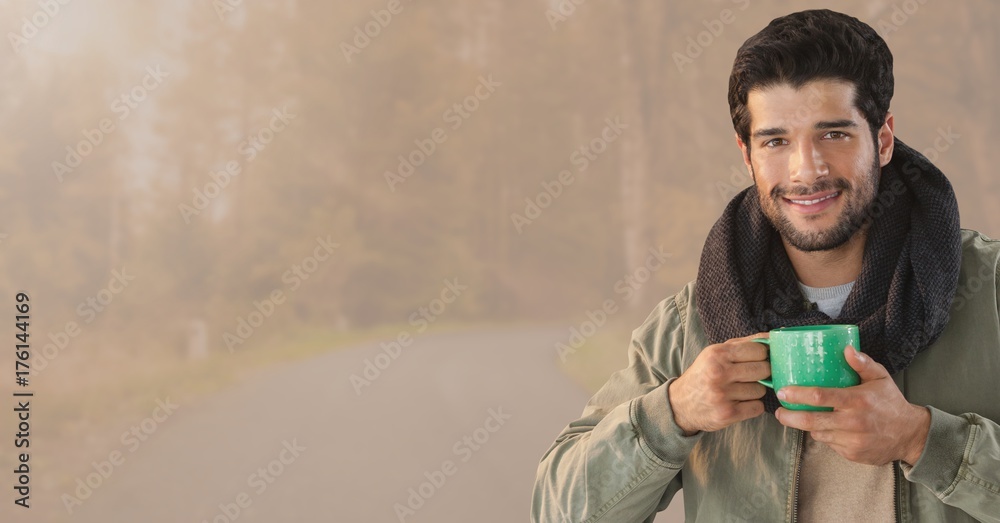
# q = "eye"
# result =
<box><xmin>824</xmin><ymin>131</ymin><xmax>848</xmax><ymax>139</ymax></box>
<box><xmin>763</xmin><ymin>138</ymin><xmax>787</xmax><ymax>148</ymax></box>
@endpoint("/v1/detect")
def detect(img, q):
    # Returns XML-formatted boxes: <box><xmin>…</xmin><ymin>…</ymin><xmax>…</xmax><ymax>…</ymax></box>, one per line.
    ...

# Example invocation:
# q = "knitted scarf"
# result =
<box><xmin>695</xmin><ymin>138</ymin><xmax>962</xmax><ymax>413</ymax></box>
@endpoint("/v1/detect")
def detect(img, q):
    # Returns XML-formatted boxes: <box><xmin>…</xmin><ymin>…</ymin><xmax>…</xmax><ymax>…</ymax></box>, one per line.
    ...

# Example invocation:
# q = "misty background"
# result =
<box><xmin>0</xmin><ymin>0</ymin><xmax>997</xmax><ymax>522</ymax></box>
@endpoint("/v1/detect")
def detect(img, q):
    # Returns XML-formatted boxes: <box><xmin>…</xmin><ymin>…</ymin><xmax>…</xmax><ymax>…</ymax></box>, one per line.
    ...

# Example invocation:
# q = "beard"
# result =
<box><xmin>755</xmin><ymin>155</ymin><xmax>881</xmax><ymax>252</ymax></box>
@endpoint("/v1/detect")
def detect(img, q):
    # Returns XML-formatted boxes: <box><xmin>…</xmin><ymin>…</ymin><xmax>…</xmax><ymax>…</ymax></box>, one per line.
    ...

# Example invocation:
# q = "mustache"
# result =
<box><xmin>770</xmin><ymin>178</ymin><xmax>851</xmax><ymax>199</ymax></box>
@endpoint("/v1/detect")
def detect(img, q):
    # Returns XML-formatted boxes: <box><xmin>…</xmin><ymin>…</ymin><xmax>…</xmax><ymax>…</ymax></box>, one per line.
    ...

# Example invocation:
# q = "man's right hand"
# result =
<box><xmin>667</xmin><ymin>334</ymin><xmax>771</xmax><ymax>436</ymax></box>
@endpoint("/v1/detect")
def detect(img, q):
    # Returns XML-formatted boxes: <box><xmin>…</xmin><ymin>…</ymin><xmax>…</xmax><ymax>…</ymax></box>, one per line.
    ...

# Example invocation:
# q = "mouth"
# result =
<box><xmin>781</xmin><ymin>190</ymin><xmax>841</xmax><ymax>214</ymax></box>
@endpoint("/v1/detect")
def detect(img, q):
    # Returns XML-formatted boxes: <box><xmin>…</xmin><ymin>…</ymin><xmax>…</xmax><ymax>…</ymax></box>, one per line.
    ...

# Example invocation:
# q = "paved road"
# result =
<box><xmin>66</xmin><ymin>327</ymin><xmax>683</xmax><ymax>522</ymax></box>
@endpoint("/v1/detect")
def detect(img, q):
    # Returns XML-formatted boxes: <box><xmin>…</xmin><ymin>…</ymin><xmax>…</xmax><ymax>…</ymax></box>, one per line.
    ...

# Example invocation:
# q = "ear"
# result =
<box><xmin>735</xmin><ymin>132</ymin><xmax>754</xmax><ymax>180</ymax></box>
<box><xmin>877</xmin><ymin>112</ymin><xmax>895</xmax><ymax>167</ymax></box>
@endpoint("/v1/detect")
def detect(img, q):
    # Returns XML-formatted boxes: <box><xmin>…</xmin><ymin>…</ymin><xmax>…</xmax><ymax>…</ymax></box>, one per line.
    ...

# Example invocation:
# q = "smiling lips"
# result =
<box><xmin>782</xmin><ymin>190</ymin><xmax>841</xmax><ymax>214</ymax></box>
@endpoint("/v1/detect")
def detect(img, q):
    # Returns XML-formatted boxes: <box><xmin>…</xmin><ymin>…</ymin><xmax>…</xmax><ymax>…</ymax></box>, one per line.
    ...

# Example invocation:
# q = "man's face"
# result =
<box><xmin>737</xmin><ymin>79</ymin><xmax>894</xmax><ymax>252</ymax></box>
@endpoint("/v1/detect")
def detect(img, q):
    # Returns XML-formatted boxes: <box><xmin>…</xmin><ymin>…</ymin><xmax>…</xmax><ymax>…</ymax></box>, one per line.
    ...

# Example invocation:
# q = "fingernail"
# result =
<box><xmin>855</xmin><ymin>350</ymin><xmax>867</xmax><ymax>363</ymax></box>
<box><xmin>777</xmin><ymin>390</ymin><xmax>787</xmax><ymax>401</ymax></box>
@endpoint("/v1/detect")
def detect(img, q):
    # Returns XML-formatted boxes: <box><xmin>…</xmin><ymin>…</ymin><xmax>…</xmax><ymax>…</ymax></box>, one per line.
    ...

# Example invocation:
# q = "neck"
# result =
<box><xmin>783</xmin><ymin>230</ymin><xmax>868</xmax><ymax>287</ymax></box>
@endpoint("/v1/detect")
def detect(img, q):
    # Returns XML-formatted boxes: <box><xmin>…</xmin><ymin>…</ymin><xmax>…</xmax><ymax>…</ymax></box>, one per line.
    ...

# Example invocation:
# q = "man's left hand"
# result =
<box><xmin>774</xmin><ymin>347</ymin><xmax>931</xmax><ymax>466</ymax></box>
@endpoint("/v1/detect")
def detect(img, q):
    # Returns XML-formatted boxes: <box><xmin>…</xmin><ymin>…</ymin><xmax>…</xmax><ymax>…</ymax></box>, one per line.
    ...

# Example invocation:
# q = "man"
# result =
<box><xmin>532</xmin><ymin>9</ymin><xmax>1000</xmax><ymax>523</ymax></box>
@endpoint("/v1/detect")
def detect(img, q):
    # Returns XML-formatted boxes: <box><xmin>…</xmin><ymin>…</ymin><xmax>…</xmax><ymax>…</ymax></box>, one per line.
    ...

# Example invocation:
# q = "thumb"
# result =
<box><xmin>845</xmin><ymin>346</ymin><xmax>888</xmax><ymax>382</ymax></box>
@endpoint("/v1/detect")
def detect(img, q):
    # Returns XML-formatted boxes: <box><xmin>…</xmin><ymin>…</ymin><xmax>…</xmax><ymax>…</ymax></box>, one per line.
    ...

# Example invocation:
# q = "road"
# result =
<box><xmin>66</xmin><ymin>327</ymin><xmax>683</xmax><ymax>522</ymax></box>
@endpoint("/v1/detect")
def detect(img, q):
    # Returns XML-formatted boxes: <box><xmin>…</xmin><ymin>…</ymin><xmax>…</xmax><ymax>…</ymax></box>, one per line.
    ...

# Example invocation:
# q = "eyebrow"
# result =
<box><xmin>815</xmin><ymin>119</ymin><xmax>858</xmax><ymax>130</ymax></box>
<box><xmin>751</xmin><ymin>119</ymin><xmax>859</xmax><ymax>138</ymax></box>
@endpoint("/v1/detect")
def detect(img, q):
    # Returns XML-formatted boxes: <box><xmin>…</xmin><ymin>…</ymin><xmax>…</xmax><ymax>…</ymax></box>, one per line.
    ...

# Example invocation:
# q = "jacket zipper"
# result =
<box><xmin>791</xmin><ymin>430</ymin><xmax>804</xmax><ymax>523</ymax></box>
<box><xmin>893</xmin><ymin>461</ymin><xmax>901</xmax><ymax>522</ymax></box>
<box><xmin>894</xmin><ymin>367</ymin><xmax>906</xmax><ymax>523</ymax></box>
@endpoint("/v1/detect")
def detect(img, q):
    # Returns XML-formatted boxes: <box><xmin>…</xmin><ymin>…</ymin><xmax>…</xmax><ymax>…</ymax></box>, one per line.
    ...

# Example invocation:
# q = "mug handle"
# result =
<box><xmin>750</xmin><ymin>337</ymin><xmax>773</xmax><ymax>389</ymax></box>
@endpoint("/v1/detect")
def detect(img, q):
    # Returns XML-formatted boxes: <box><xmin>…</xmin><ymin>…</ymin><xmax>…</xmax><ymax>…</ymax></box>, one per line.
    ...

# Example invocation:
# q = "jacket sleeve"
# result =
<box><xmin>900</xmin><ymin>409</ymin><xmax>1000</xmax><ymax>523</ymax></box>
<box><xmin>531</xmin><ymin>296</ymin><xmax>702</xmax><ymax>523</ymax></box>
<box><xmin>900</xmin><ymin>256</ymin><xmax>1000</xmax><ymax>523</ymax></box>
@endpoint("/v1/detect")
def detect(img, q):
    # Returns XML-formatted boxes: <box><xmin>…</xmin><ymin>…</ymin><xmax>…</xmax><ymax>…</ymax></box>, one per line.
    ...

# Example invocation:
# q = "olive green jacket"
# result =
<box><xmin>533</xmin><ymin>229</ymin><xmax>1000</xmax><ymax>522</ymax></box>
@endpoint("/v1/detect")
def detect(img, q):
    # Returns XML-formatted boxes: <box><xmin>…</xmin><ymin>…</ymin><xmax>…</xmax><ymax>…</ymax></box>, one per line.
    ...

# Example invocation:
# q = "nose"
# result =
<box><xmin>788</xmin><ymin>139</ymin><xmax>829</xmax><ymax>185</ymax></box>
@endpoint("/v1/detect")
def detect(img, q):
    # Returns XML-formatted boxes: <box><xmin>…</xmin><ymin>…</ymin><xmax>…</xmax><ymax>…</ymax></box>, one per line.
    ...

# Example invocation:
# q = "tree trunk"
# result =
<box><xmin>617</xmin><ymin>2</ymin><xmax>663</xmax><ymax>309</ymax></box>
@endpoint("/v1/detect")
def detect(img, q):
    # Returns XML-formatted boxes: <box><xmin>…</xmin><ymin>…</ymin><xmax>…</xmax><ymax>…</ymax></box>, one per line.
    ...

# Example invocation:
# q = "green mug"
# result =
<box><xmin>751</xmin><ymin>324</ymin><xmax>861</xmax><ymax>411</ymax></box>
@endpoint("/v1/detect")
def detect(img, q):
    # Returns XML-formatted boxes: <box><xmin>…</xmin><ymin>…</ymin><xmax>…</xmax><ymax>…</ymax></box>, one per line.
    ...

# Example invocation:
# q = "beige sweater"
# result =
<box><xmin>799</xmin><ymin>437</ymin><xmax>895</xmax><ymax>522</ymax></box>
<box><xmin>796</xmin><ymin>281</ymin><xmax>894</xmax><ymax>522</ymax></box>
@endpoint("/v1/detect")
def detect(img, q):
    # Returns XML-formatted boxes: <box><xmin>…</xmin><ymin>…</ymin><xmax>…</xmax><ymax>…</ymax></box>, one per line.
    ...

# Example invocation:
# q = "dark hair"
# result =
<box><xmin>728</xmin><ymin>9</ymin><xmax>893</xmax><ymax>149</ymax></box>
